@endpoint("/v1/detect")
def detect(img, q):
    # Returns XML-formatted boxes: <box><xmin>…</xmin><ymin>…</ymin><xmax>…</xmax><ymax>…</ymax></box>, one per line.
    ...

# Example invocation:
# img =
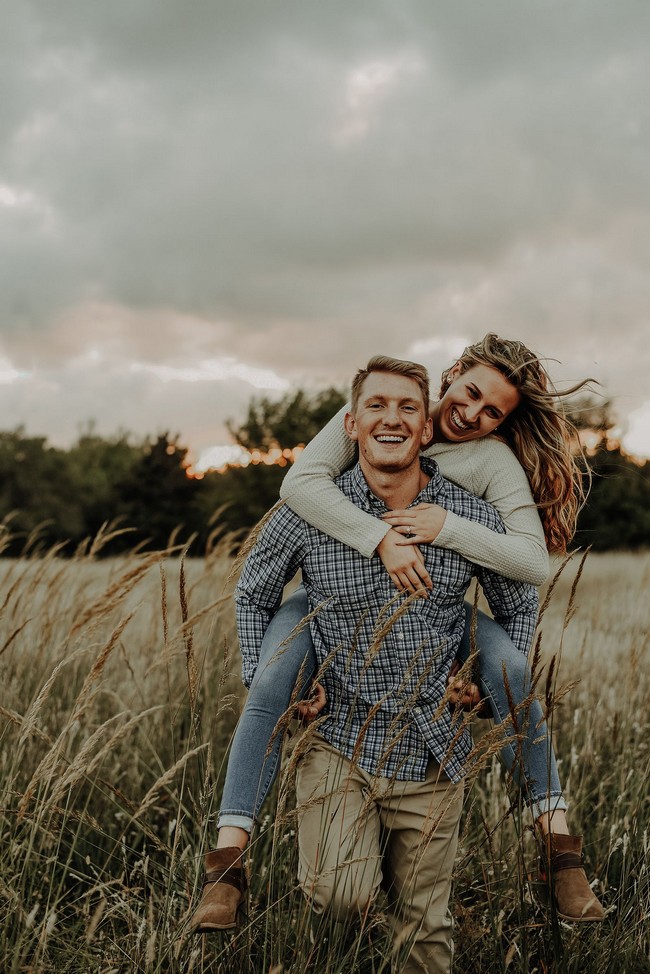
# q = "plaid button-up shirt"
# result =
<box><xmin>236</xmin><ymin>457</ymin><xmax>539</xmax><ymax>783</ymax></box>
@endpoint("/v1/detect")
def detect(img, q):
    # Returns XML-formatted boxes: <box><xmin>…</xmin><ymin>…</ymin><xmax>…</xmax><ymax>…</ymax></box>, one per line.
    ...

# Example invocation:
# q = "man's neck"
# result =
<box><xmin>359</xmin><ymin>458</ymin><xmax>430</xmax><ymax>510</ymax></box>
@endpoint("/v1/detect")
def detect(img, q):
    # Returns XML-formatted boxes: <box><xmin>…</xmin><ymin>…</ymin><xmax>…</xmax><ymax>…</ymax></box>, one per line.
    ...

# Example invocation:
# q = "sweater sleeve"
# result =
<box><xmin>279</xmin><ymin>404</ymin><xmax>390</xmax><ymax>558</ymax></box>
<box><xmin>432</xmin><ymin>442</ymin><xmax>550</xmax><ymax>586</ymax></box>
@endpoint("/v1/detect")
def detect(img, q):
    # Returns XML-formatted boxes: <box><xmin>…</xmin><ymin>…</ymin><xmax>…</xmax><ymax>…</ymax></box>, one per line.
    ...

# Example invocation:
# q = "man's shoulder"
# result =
<box><xmin>256</xmin><ymin>498</ymin><xmax>306</xmax><ymax>540</ymax></box>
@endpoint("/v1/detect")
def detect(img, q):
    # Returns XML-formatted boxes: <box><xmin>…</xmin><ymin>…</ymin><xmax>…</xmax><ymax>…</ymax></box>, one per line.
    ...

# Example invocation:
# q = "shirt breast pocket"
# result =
<box><xmin>428</xmin><ymin>550</ymin><xmax>473</xmax><ymax>604</ymax></box>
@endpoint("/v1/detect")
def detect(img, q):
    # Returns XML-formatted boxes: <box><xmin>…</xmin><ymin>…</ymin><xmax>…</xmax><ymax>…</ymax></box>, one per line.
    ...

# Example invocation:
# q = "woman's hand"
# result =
<box><xmin>447</xmin><ymin>660</ymin><xmax>489</xmax><ymax>716</ymax></box>
<box><xmin>377</xmin><ymin>529</ymin><xmax>432</xmax><ymax>594</ymax></box>
<box><xmin>296</xmin><ymin>681</ymin><xmax>326</xmax><ymax>722</ymax></box>
<box><xmin>382</xmin><ymin>503</ymin><xmax>448</xmax><ymax>545</ymax></box>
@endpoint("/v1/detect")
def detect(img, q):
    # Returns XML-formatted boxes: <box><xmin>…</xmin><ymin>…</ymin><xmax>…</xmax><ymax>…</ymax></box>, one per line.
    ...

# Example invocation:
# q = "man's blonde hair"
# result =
<box><xmin>350</xmin><ymin>355</ymin><xmax>430</xmax><ymax>414</ymax></box>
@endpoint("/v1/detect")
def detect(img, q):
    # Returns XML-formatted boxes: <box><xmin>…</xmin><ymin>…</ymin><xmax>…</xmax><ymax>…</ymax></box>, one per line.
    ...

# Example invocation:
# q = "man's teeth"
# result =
<box><xmin>376</xmin><ymin>435</ymin><xmax>406</xmax><ymax>443</ymax></box>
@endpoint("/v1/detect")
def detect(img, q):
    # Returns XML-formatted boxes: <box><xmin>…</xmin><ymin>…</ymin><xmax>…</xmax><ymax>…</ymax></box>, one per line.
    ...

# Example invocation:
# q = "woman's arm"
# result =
<box><xmin>435</xmin><ymin>504</ymin><xmax>549</xmax><ymax>586</ymax></box>
<box><xmin>280</xmin><ymin>405</ymin><xmax>433</xmax><ymax>592</ymax></box>
<box><xmin>281</xmin><ymin>412</ymin><xmax>549</xmax><ymax>587</ymax></box>
<box><xmin>387</xmin><ymin>439</ymin><xmax>550</xmax><ymax>585</ymax></box>
<box><xmin>279</xmin><ymin>404</ymin><xmax>389</xmax><ymax>557</ymax></box>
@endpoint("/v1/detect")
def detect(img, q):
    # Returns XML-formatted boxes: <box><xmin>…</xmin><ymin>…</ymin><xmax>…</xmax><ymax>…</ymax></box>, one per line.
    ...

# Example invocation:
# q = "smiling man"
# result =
<box><xmin>233</xmin><ymin>355</ymin><xmax>538</xmax><ymax>974</ymax></box>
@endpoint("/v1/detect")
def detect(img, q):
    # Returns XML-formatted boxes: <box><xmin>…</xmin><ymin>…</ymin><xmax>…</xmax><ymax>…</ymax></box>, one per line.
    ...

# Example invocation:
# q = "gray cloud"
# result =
<box><xmin>1</xmin><ymin>0</ymin><xmax>649</xmax><ymax>452</ymax></box>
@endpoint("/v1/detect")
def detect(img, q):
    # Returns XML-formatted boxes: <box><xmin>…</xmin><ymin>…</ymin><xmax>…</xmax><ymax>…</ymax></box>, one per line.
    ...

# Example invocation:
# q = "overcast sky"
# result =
<box><xmin>2</xmin><ymin>0</ymin><xmax>649</xmax><ymax>467</ymax></box>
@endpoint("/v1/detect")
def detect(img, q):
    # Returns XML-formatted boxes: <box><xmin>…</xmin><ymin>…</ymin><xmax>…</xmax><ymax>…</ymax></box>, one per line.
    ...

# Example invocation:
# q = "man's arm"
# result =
<box><xmin>235</xmin><ymin>506</ymin><xmax>306</xmax><ymax>687</ymax></box>
<box><xmin>476</xmin><ymin>567</ymin><xmax>539</xmax><ymax>657</ymax></box>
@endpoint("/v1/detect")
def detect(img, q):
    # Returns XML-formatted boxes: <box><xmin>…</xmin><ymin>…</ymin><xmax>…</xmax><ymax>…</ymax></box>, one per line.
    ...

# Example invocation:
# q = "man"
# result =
<box><xmin>234</xmin><ymin>356</ymin><xmax>538</xmax><ymax>973</ymax></box>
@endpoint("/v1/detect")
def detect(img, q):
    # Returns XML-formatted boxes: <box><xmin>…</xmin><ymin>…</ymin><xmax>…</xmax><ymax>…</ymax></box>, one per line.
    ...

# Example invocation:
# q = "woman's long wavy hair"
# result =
<box><xmin>440</xmin><ymin>334</ymin><xmax>592</xmax><ymax>553</ymax></box>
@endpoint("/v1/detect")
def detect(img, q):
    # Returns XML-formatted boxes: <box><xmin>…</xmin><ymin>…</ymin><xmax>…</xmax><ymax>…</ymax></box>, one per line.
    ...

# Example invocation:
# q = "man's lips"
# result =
<box><xmin>374</xmin><ymin>433</ymin><xmax>407</xmax><ymax>443</ymax></box>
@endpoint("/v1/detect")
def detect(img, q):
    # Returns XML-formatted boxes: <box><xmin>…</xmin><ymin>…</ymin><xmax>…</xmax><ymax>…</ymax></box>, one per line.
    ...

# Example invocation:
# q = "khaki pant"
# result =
<box><xmin>295</xmin><ymin>735</ymin><xmax>464</xmax><ymax>974</ymax></box>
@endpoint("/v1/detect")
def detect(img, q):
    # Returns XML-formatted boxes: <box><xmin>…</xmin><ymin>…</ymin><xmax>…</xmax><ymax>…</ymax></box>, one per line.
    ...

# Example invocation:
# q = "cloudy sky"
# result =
<box><xmin>2</xmin><ymin>0</ymin><xmax>650</xmax><ymax>468</ymax></box>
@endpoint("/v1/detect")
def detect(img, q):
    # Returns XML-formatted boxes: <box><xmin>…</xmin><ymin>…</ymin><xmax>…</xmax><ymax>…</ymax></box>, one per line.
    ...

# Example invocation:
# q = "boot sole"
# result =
<box><xmin>193</xmin><ymin>920</ymin><xmax>238</xmax><ymax>933</ymax></box>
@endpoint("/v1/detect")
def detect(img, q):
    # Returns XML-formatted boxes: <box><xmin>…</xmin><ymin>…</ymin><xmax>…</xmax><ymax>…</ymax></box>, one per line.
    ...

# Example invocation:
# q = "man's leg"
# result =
<box><xmin>295</xmin><ymin>735</ymin><xmax>382</xmax><ymax>920</ymax></box>
<box><xmin>380</xmin><ymin>758</ymin><xmax>464</xmax><ymax>974</ymax></box>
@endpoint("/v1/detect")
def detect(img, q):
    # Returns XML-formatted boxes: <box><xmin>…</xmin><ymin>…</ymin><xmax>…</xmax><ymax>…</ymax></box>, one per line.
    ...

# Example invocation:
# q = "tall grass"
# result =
<box><xmin>0</xmin><ymin>535</ymin><xmax>648</xmax><ymax>973</ymax></box>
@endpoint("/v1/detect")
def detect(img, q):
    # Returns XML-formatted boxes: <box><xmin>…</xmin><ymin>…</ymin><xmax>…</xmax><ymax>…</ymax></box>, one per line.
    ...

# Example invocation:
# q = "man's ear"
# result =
<box><xmin>344</xmin><ymin>411</ymin><xmax>358</xmax><ymax>441</ymax></box>
<box><xmin>421</xmin><ymin>416</ymin><xmax>434</xmax><ymax>446</ymax></box>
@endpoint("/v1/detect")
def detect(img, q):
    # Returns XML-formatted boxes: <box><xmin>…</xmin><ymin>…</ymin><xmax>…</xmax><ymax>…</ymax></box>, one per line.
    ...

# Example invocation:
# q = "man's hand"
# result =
<box><xmin>382</xmin><ymin>503</ymin><xmax>448</xmax><ymax>545</ymax></box>
<box><xmin>377</xmin><ymin>529</ymin><xmax>432</xmax><ymax>595</ymax></box>
<box><xmin>447</xmin><ymin>660</ymin><xmax>485</xmax><ymax>712</ymax></box>
<box><xmin>296</xmin><ymin>681</ymin><xmax>326</xmax><ymax>722</ymax></box>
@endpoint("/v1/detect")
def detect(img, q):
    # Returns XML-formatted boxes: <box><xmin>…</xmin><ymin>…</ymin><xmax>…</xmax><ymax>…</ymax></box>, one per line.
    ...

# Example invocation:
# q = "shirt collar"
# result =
<box><xmin>349</xmin><ymin>456</ymin><xmax>448</xmax><ymax>514</ymax></box>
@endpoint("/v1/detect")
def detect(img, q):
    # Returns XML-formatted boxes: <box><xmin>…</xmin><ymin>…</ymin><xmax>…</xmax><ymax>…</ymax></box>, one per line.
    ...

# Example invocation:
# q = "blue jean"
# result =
<box><xmin>218</xmin><ymin>589</ymin><xmax>566</xmax><ymax>831</ymax></box>
<box><xmin>218</xmin><ymin>587</ymin><xmax>317</xmax><ymax>830</ymax></box>
<box><xmin>456</xmin><ymin>603</ymin><xmax>566</xmax><ymax>821</ymax></box>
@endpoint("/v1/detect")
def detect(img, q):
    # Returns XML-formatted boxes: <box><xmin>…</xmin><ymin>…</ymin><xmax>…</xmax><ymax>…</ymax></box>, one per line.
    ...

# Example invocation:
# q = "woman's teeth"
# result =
<box><xmin>451</xmin><ymin>408</ymin><xmax>471</xmax><ymax>431</ymax></box>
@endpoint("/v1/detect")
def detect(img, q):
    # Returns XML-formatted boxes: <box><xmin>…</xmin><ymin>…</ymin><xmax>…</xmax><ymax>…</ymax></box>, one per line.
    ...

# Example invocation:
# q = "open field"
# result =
<box><xmin>0</xmin><ymin>538</ymin><xmax>648</xmax><ymax>973</ymax></box>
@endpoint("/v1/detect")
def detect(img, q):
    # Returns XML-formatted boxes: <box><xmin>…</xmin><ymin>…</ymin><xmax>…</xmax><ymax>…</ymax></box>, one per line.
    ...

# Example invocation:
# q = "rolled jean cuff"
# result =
<box><xmin>529</xmin><ymin>793</ymin><xmax>568</xmax><ymax>821</ymax></box>
<box><xmin>218</xmin><ymin>812</ymin><xmax>255</xmax><ymax>832</ymax></box>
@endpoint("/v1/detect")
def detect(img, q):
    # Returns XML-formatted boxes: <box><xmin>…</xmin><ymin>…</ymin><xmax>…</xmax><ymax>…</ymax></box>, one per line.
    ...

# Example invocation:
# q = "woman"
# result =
<box><xmin>191</xmin><ymin>335</ymin><xmax>604</xmax><ymax>931</ymax></box>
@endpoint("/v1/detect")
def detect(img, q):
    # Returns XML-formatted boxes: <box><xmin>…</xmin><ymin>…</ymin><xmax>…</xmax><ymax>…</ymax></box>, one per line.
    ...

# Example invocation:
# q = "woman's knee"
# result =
<box><xmin>482</xmin><ymin>645</ymin><xmax>529</xmax><ymax>696</ymax></box>
<box><xmin>474</xmin><ymin>619</ymin><xmax>529</xmax><ymax>690</ymax></box>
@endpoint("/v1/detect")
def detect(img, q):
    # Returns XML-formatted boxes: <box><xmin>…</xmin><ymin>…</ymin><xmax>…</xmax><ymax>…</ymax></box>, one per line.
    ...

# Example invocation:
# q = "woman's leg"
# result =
<box><xmin>456</xmin><ymin>603</ymin><xmax>567</xmax><ymax>822</ymax></box>
<box><xmin>456</xmin><ymin>604</ymin><xmax>605</xmax><ymax>922</ymax></box>
<box><xmin>218</xmin><ymin>585</ymin><xmax>317</xmax><ymax>837</ymax></box>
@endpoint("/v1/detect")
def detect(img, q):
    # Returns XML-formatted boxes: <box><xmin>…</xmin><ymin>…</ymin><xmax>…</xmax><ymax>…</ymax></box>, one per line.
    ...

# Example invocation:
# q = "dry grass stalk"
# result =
<box><xmin>130</xmin><ymin>744</ymin><xmax>208</xmax><ymax>824</ymax></box>
<box><xmin>179</xmin><ymin>553</ymin><xmax>198</xmax><ymax>712</ymax></box>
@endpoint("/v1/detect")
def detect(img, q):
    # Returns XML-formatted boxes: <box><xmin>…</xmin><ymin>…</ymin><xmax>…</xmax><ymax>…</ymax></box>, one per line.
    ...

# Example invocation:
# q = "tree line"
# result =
<box><xmin>0</xmin><ymin>388</ymin><xmax>647</xmax><ymax>557</ymax></box>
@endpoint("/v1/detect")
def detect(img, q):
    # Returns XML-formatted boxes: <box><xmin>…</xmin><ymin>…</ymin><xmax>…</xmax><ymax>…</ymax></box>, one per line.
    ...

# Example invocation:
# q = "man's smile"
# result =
<box><xmin>375</xmin><ymin>433</ymin><xmax>408</xmax><ymax>443</ymax></box>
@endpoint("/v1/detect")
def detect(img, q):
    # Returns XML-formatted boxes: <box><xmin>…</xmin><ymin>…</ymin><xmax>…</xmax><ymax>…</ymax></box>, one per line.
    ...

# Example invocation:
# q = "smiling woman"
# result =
<box><xmin>434</xmin><ymin>363</ymin><xmax>521</xmax><ymax>441</ymax></box>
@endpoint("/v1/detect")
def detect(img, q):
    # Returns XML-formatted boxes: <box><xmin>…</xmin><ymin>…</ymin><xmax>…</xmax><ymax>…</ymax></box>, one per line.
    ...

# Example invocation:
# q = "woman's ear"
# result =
<box><xmin>446</xmin><ymin>362</ymin><xmax>463</xmax><ymax>383</ymax></box>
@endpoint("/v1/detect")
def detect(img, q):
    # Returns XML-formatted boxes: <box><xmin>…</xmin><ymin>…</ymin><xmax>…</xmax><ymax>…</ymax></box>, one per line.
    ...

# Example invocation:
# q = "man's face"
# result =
<box><xmin>345</xmin><ymin>371</ymin><xmax>433</xmax><ymax>474</ymax></box>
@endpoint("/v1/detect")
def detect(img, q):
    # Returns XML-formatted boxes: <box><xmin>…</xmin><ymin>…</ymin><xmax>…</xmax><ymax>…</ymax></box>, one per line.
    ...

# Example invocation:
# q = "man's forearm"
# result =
<box><xmin>480</xmin><ymin>571</ymin><xmax>539</xmax><ymax>657</ymax></box>
<box><xmin>235</xmin><ymin>594</ymin><xmax>274</xmax><ymax>688</ymax></box>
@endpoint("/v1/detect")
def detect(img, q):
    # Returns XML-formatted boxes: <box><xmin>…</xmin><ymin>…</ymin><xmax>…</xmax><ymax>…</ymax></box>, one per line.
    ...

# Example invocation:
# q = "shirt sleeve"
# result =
<box><xmin>235</xmin><ymin>507</ymin><xmax>306</xmax><ymax>687</ymax></box>
<box><xmin>432</xmin><ymin>442</ymin><xmax>549</xmax><ymax>586</ymax></box>
<box><xmin>279</xmin><ymin>403</ymin><xmax>390</xmax><ymax>558</ymax></box>
<box><xmin>476</xmin><ymin>566</ymin><xmax>539</xmax><ymax>657</ymax></box>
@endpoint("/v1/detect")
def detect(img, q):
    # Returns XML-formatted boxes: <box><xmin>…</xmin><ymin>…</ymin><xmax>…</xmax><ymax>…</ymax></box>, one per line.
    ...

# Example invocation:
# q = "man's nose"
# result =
<box><xmin>384</xmin><ymin>405</ymin><xmax>401</xmax><ymax>424</ymax></box>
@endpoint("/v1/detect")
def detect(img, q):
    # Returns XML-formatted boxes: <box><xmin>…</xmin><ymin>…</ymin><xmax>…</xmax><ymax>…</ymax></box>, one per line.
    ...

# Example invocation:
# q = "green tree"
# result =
<box><xmin>574</xmin><ymin>447</ymin><xmax>650</xmax><ymax>550</ymax></box>
<box><xmin>227</xmin><ymin>387</ymin><xmax>346</xmax><ymax>452</ymax></box>
<box><xmin>114</xmin><ymin>433</ymin><xmax>203</xmax><ymax>551</ymax></box>
<box><xmin>0</xmin><ymin>429</ymin><xmax>83</xmax><ymax>553</ymax></box>
<box><xmin>66</xmin><ymin>428</ymin><xmax>142</xmax><ymax>540</ymax></box>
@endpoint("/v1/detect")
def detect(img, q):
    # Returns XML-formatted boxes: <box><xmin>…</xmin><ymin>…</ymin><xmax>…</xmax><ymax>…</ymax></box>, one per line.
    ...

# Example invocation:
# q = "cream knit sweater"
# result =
<box><xmin>279</xmin><ymin>405</ymin><xmax>549</xmax><ymax>586</ymax></box>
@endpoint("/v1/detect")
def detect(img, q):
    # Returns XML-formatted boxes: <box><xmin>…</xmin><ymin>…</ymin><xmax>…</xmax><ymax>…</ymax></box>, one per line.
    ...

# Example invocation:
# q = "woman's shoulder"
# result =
<box><xmin>425</xmin><ymin>436</ymin><xmax>525</xmax><ymax>496</ymax></box>
<box><xmin>426</xmin><ymin>435</ymin><xmax>519</xmax><ymax>466</ymax></box>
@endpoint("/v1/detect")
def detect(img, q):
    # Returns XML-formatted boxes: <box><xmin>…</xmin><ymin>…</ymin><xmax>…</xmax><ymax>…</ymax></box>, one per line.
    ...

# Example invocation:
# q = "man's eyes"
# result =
<box><xmin>367</xmin><ymin>402</ymin><xmax>417</xmax><ymax>411</ymax></box>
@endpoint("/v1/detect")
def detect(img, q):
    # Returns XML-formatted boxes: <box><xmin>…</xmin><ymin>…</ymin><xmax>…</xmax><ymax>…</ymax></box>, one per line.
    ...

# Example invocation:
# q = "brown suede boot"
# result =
<box><xmin>539</xmin><ymin>834</ymin><xmax>605</xmax><ymax>922</ymax></box>
<box><xmin>190</xmin><ymin>847</ymin><xmax>247</xmax><ymax>932</ymax></box>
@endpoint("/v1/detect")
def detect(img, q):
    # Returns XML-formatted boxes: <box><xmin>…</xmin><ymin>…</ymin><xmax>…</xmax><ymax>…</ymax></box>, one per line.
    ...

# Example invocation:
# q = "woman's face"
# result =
<box><xmin>433</xmin><ymin>363</ymin><xmax>521</xmax><ymax>443</ymax></box>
